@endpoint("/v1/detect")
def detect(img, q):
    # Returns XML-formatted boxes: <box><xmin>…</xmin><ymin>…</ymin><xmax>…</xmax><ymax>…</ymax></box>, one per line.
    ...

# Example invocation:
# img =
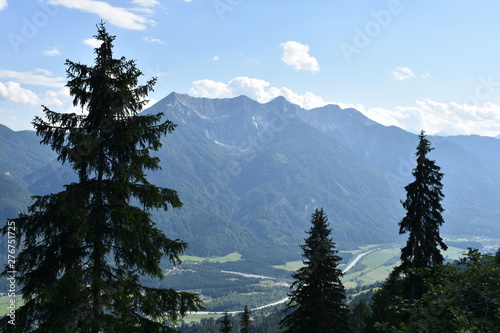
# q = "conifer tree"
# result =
<box><xmin>0</xmin><ymin>23</ymin><xmax>202</xmax><ymax>332</ymax></box>
<box><xmin>349</xmin><ymin>300</ymin><xmax>371</xmax><ymax>333</ymax></box>
<box><xmin>367</xmin><ymin>131</ymin><xmax>447</xmax><ymax>332</ymax></box>
<box><xmin>220</xmin><ymin>312</ymin><xmax>232</xmax><ymax>333</ymax></box>
<box><xmin>240</xmin><ymin>306</ymin><xmax>252</xmax><ymax>333</ymax></box>
<box><xmin>396</xmin><ymin>130</ymin><xmax>447</xmax><ymax>300</ymax></box>
<box><xmin>280</xmin><ymin>208</ymin><xmax>350</xmax><ymax>333</ymax></box>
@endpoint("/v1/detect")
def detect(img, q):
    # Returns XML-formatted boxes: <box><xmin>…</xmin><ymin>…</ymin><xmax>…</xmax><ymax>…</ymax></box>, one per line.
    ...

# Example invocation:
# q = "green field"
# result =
<box><xmin>342</xmin><ymin>247</ymin><xmax>400</xmax><ymax>288</ymax></box>
<box><xmin>0</xmin><ymin>295</ymin><xmax>23</xmax><ymax>317</ymax></box>
<box><xmin>179</xmin><ymin>252</ymin><xmax>242</xmax><ymax>263</ymax></box>
<box><xmin>274</xmin><ymin>243</ymin><xmax>474</xmax><ymax>289</ymax></box>
<box><xmin>181</xmin><ymin>312</ymin><xmax>227</xmax><ymax>324</ymax></box>
<box><xmin>272</xmin><ymin>260</ymin><xmax>303</xmax><ymax>271</ymax></box>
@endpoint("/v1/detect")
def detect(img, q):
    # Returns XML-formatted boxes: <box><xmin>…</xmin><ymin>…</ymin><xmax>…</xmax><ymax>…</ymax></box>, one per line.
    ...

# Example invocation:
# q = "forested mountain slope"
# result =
<box><xmin>1</xmin><ymin>93</ymin><xmax>499</xmax><ymax>261</ymax></box>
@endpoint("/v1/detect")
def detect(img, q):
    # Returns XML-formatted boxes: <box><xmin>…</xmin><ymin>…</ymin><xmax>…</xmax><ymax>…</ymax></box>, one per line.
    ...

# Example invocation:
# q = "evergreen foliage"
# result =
<box><xmin>219</xmin><ymin>312</ymin><xmax>232</xmax><ymax>333</ymax></box>
<box><xmin>280</xmin><ymin>208</ymin><xmax>350</xmax><ymax>333</ymax></box>
<box><xmin>349</xmin><ymin>300</ymin><xmax>371</xmax><ymax>333</ymax></box>
<box><xmin>386</xmin><ymin>249</ymin><xmax>500</xmax><ymax>332</ymax></box>
<box><xmin>367</xmin><ymin>131</ymin><xmax>447</xmax><ymax>331</ymax></box>
<box><xmin>366</xmin><ymin>274</ymin><xmax>405</xmax><ymax>332</ymax></box>
<box><xmin>0</xmin><ymin>23</ymin><xmax>202</xmax><ymax>332</ymax></box>
<box><xmin>240</xmin><ymin>305</ymin><xmax>252</xmax><ymax>333</ymax></box>
<box><xmin>396</xmin><ymin>130</ymin><xmax>447</xmax><ymax>300</ymax></box>
<box><xmin>179</xmin><ymin>306</ymin><xmax>286</xmax><ymax>333</ymax></box>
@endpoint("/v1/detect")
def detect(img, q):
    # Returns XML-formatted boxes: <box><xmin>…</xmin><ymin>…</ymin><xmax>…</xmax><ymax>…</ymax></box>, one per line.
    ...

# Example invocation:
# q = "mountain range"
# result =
<box><xmin>1</xmin><ymin>92</ymin><xmax>499</xmax><ymax>264</ymax></box>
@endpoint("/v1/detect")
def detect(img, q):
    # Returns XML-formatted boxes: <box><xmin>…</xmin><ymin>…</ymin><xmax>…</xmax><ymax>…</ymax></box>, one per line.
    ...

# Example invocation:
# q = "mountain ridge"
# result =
<box><xmin>1</xmin><ymin>93</ymin><xmax>499</xmax><ymax>261</ymax></box>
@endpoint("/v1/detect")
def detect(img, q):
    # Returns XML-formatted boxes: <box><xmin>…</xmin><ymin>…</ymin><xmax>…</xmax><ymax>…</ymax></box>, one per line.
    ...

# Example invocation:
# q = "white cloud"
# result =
<box><xmin>43</xmin><ymin>47</ymin><xmax>61</xmax><ymax>56</ymax></box>
<box><xmin>129</xmin><ymin>7</ymin><xmax>153</xmax><ymax>14</ymax></box>
<box><xmin>0</xmin><ymin>0</ymin><xmax>7</xmax><ymax>10</ymax></box>
<box><xmin>130</xmin><ymin>0</ymin><xmax>159</xmax><ymax>6</ymax></box>
<box><xmin>389</xmin><ymin>66</ymin><xmax>416</xmax><ymax>81</ymax></box>
<box><xmin>83</xmin><ymin>38</ymin><xmax>104</xmax><ymax>48</ymax></box>
<box><xmin>142</xmin><ymin>36</ymin><xmax>164</xmax><ymax>44</ymax></box>
<box><xmin>0</xmin><ymin>69</ymin><xmax>65</xmax><ymax>87</ymax></box>
<box><xmin>213</xmin><ymin>56</ymin><xmax>220</xmax><ymax>61</ymax></box>
<box><xmin>190</xmin><ymin>77</ymin><xmax>500</xmax><ymax>136</ymax></box>
<box><xmin>360</xmin><ymin>99</ymin><xmax>500</xmax><ymax>137</ymax></box>
<box><xmin>0</xmin><ymin>81</ymin><xmax>41</xmax><ymax>105</ymax></box>
<box><xmin>33</xmin><ymin>68</ymin><xmax>53</xmax><ymax>76</ymax></box>
<box><xmin>280</xmin><ymin>41</ymin><xmax>320</xmax><ymax>73</ymax></box>
<box><xmin>129</xmin><ymin>0</ymin><xmax>160</xmax><ymax>14</ymax></box>
<box><xmin>48</xmin><ymin>0</ymin><xmax>154</xmax><ymax>30</ymax></box>
<box><xmin>0</xmin><ymin>80</ymin><xmax>72</xmax><ymax>108</ymax></box>
<box><xmin>42</xmin><ymin>87</ymin><xmax>72</xmax><ymax>107</ymax></box>
<box><xmin>190</xmin><ymin>79</ymin><xmax>232</xmax><ymax>98</ymax></box>
<box><xmin>190</xmin><ymin>77</ymin><xmax>328</xmax><ymax>110</ymax></box>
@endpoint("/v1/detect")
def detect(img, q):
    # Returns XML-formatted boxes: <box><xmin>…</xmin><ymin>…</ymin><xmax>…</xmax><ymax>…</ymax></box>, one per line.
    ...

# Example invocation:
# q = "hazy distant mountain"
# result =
<box><xmin>1</xmin><ymin>93</ymin><xmax>500</xmax><ymax>263</ymax></box>
<box><xmin>0</xmin><ymin>124</ymin><xmax>55</xmax><ymax>223</ymax></box>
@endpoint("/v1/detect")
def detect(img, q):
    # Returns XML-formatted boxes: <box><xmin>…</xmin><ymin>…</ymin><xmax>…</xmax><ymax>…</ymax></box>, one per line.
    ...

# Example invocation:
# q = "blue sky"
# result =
<box><xmin>1</xmin><ymin>0</ymin><xmax>500</xmax><ymax>136</ymax></box>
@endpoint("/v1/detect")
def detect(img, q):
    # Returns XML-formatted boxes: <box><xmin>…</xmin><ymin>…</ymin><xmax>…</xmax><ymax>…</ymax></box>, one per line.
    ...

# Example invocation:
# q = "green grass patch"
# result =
<box><xmin>272</xmin><ymin>260</ymin><xmax>303</xmax><ymax>271</ymax></box>
<box><xmin>342</xmin><ymin>247</ymin><xmax>401</xmax><ymax>288</ymax></box>
<box><xmin>179</xmin><ymin>255</ymin><xmax>207</xmax><ymax>262</ymax></box>
<box><xmin>212</xmin><ymin>252</ymin><xmax>242</xmax><ymax>263</ymax></box>
<box><xmin>358</xmin><ymin>244</ymin><xmax>383</xmax><ymax>251</ymax></box>
<box><xmin>181</xmin><ymin>312</ymin><xmax>226</xmax><ymax>324</ymax></box>
<box><xmin>0</xmin><ymin>295</ymin><xmax>23</xmax><ymax>316</ymax></box>
<box><xmin>361</xmin><ymin>248</ymin><xmax>400</xmax><ymax>268</ymax></box>
<box><xmin>341</xmin><ymin>244</ymin><xmax>469</xmax><ymax>288</ymax></box>
<box><xmin>180</xmin><ymin>252</ymin><xmax>242</xmax><ymax>263</ymax></box>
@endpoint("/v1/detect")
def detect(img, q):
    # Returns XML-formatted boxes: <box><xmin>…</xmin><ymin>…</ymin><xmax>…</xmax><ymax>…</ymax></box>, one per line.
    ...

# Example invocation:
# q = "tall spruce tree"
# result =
<box><xmin>0</xmin><ymin>23</ymin><xmax>202</xmax><ymax>332</ymax></box>
<box><xmin>240</xmin><ymin>305</ymin><xmax>252</xmax><ymax>333</ymax></box>
<box><xmin>396</xmin><ymin>130</ymin><xmax>447</xmax><ymax>300</ymax></box>
<box><xmin>366</xmin><ymin>131</ymin><xmax>447</xmax><ymax>332</ymax></box>
<box><xmin>220</xmin><ymin>312</ymin><xmax>232</xmax><ymax>333</ymax></box>
<box><xmin>280</xmin><ymin>208</ymin><xmax>350</xmax><ymax>333</ymax></box>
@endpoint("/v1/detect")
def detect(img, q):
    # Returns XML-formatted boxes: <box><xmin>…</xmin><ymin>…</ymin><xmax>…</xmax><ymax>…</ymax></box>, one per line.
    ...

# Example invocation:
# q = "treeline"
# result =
<box><xmin>149</xmin><ymin>267</ymin><xmax>264</xmax><ymax>295</ymax></box>
<box><xmin>179</xmin><ymin>286</ymin><xmax>377</xmax><ymax>333</ymax></box>
<box><xmin>179</xmin><ymin>306</ymin><xmax>286</xmax><ymax>333</ymax></box>
<box><xmin>206</xmin><ymin>287</ymin><xmax>288</xmax><ymax>313</ymax></box>
<box><xmin>142</xmin><ymin>266</ymin><xmax>290</xmax><ymax>312</ymax></box>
